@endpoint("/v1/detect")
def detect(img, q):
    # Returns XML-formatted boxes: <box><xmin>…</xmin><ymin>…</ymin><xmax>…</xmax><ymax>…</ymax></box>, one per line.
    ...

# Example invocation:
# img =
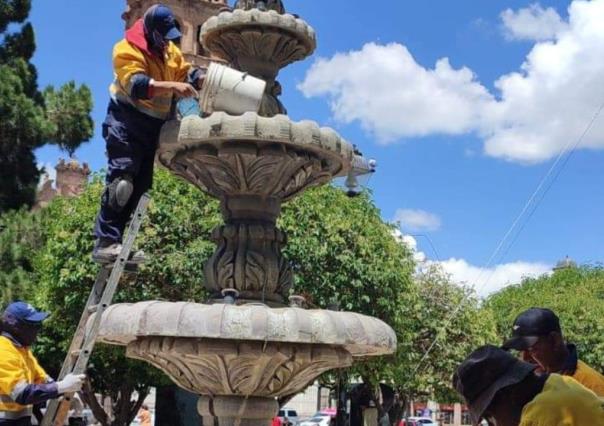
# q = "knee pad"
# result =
<box><xmin>107</xmin><ymin>175</ymin><xmax>133</xmax><ymax>212</ymax></box>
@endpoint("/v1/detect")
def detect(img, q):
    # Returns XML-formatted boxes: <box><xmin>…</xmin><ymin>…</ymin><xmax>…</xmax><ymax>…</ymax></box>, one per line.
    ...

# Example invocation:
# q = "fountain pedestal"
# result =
<box><xmin>198</xmin><ymin>396</ymin><xmax>278</xmax><ymax>426</ymax></box>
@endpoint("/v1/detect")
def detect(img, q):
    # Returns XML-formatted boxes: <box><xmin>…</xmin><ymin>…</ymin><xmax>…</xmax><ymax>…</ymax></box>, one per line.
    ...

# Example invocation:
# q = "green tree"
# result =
<box><xmin>0</xmin><ymin>0</ymin><xmax>93</xmax><ymax>213</ymax></box>
<box><xmin>0</xmin><ymin>207</ymin><xmax>46</xmax><ymax>306</ymax></box>
<box><xmin>486</xmin><ymin>266</ymin><xmax>604</xmax><ymax>372</ymax></box>
<box><xmin>408</xmin><ymin>266</ymin><xmax>498</xmax><ymax>397</ymax></box>
<box><xmin>281</xmin><ymin>187</ymin><xmax>417</xmax><ymax>416</ymax></box>
<box><xmin>364</xmin><ymin>265</ymin><xmax>498</xmax><ymax>423</ymax></box>
<box><xmin>44</xmin><ymin>82</ymin><xmax>94</xmax><ymax>157</ymax></box>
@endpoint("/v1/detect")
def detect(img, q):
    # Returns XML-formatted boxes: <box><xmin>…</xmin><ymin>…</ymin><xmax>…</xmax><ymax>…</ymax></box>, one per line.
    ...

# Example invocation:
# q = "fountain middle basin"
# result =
<box><xmin>94</xmin><ymin>302</ymin><xmax>396</xmax><ymax>422</ymax></box>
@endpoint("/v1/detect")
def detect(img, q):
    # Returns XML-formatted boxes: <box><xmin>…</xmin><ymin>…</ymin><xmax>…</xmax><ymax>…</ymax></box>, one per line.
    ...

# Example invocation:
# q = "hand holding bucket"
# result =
<box><xmin>199</xmin><ymin>63</ymin><xmax>267</xmax><ymax>115</ymax></box>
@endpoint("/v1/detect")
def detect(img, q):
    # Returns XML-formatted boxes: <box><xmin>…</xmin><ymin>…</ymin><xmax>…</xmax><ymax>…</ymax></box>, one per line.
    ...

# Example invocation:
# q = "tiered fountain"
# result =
<box><xmin>96</xmin><ymin>2</ymin><xmax>396</xmax><ymax>424</ymax></box>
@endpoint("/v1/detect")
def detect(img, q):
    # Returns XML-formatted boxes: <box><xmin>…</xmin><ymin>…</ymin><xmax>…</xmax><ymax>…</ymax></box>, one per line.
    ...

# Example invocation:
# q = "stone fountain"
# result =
<box><xmin>96</xmin><ymin>2</ymin><xmax>396</xmax><ymax>425</ymax></box>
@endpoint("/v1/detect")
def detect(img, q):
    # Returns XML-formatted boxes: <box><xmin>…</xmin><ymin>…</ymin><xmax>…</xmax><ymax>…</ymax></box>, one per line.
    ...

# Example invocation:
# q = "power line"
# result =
<box><xmin>410</xmin><ymin>97</ymin><xmax>604</xmax><ymax>378</ymax></box>
<box><xmin>412</xmin><ymin>234</ymin><xmax>442</xmax><ymax>262</ymax></box>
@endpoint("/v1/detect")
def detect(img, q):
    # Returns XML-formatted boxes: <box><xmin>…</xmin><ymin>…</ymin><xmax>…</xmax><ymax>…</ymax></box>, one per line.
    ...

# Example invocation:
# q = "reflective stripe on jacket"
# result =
<box><xmin>0</xmin><ymin>336</ymin><xmax>47</xmax><ymax>420</ymax></box>
<box><xmin>109</xmin><ymin>19</ymin><xmax>191</xmax><ymax>120</ymax></box>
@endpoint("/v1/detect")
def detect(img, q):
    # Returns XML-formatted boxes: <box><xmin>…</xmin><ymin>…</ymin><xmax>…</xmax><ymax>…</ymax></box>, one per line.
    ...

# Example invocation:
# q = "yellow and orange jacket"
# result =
<box><xmin>110</xmin><ymin>19</ymin><xmax>192</xmax><ymax>120</ymax></box>
<box><xmin>572</xmin><ymin>360</ymin><xmax>604</xmax><ymax>397</ymax></box>
<box><xmin>519</xmin><ymin>374</ymin><xmax>604</xmax><ymax>425</ymax></box>
<box><xmin>0</xmin><ymin>335</ymin><xmax>55</xmax><ymax>421</ymax></box>
<box><xmin>559</xmin><ymin>344</ymin><xmax>604</xmax><ymax>397</ymax></box>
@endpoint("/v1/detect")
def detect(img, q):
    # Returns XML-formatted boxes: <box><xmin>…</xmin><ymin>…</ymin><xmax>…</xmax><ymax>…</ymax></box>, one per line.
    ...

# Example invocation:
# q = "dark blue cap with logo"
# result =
<box><xmin>502</xmin><ymin>307</ymin><xmax>561</xmax><ymax>350</ymax></box>
<box><xmin>3</xmin><ymin>301</ymin><xmax>50</xmax><ymax>323</ymax></box>
<box><xmin>144</xmin><ymin>4</ymin><xmax>181</xmax><ymax>40</ymax></box>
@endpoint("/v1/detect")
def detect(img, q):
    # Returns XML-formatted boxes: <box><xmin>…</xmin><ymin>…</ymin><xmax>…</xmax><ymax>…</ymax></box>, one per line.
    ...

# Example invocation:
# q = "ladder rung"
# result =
<box><xmin>87</xmin><ymin>303</ymin><xmax>108</xmax><ymax>314</ymax></box>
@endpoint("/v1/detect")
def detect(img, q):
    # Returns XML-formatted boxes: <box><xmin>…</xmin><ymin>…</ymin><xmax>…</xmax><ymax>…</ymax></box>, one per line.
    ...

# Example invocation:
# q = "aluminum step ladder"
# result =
<box><xmin>41</xmin><ymin>193</ymin><xmax>151</xmax><ymax>426</ymax></box>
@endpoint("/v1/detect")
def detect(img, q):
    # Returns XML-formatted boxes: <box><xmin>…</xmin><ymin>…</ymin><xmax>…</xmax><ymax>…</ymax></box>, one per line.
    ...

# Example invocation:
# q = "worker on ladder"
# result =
<box><xmin>93</xmin><ymin>3</ymin><xmax>205</xmax><ymax>263</ymax></box>
<box><xmin>0</xmin><ymin>302</ymin><xmax>85</xmax><ymax>426</ymax></box>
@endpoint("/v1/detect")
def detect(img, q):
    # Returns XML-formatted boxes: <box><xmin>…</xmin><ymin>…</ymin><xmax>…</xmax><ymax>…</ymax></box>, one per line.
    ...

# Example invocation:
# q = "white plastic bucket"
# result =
<box><xmin>200</xmin><ymin>63</ymin><xmax>267</xmax><ymax>115</ymax></box>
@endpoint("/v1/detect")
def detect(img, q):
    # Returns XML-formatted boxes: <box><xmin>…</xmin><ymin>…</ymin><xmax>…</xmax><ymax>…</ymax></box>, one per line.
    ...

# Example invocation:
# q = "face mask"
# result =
<box><xmin>150</xmin><ymin>29</ymin><xmax>167</xmax><ymax>55</ymax></box>
<box><xmin>15</xmin><ymin>322</ymin><xmax>41</xmax><ymax>347</ymax></box>
<box><xmin>2</xmin><ymin>314</ymin><xmax>42</xmax><ymax>347</ymax></box>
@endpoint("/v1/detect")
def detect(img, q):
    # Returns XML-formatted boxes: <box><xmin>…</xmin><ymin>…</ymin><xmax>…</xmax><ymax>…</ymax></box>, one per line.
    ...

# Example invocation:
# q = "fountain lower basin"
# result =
<box><xmin>94</xmin><ymin>302</ymin><xmax>396</xmax><ymax>424</ymax></box>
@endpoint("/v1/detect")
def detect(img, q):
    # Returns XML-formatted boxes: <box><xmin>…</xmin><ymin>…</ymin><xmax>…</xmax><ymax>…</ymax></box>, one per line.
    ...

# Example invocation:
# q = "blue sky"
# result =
<box><xmin>31</xmin><ymin>1</ymin><xmax>604</xmax><ymax>294</ymax></box>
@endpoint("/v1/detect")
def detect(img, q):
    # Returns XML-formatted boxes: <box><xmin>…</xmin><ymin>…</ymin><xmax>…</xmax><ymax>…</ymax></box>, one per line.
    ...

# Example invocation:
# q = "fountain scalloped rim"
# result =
<box><xmin>94</xmin><ymin>301</ymin><xmax>397</xmax><ymax>357</ymax></box>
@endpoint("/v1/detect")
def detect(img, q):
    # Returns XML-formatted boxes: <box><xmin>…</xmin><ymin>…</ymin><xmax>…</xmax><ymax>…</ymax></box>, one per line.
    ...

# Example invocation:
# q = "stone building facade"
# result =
<box><xmin>122</xmin><ymin>0</ymin><xmax>228</xmax><ymax>67</ymax></box>
<box><xmin>35</xmin><ymin>159</ymin><xmax>91</xmax><ymax>209</ymax></box>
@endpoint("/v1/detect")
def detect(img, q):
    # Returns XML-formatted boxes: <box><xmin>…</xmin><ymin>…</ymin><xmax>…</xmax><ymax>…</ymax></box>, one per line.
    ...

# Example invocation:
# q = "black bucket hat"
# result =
<box><xmin>453</xmin><ymin>345</ymin><xmax>537</xmax><ymax>425</ymax></box>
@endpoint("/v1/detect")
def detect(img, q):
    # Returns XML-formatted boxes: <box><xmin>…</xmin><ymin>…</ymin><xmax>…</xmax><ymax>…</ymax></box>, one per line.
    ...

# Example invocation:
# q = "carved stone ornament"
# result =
<box><xmin>127</xmin><ymin>338</ymin><xmax>351</xmax><ymax>397</ymax></box>
<box><xmin>158</xmin><ymin>113</ymin><xmax>353</xmax><ymax>202</ymax></box>
<box><xmin>201</xmin><ymin>9</ymin><xmax>316</xmax><ymax>80</ymax></box>
<box><xmin>204</xmin><ymin>222</ymin><xmax>293</xmax><ymax>304</ymax></box>
<box><xmin>234</xmin><ymin>0</ymin><xmax>286</xmax><ymax>14</ymax></box>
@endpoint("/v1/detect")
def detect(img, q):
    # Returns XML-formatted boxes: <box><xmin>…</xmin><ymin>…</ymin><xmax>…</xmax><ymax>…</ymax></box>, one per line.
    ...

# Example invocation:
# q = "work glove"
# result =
<box><xmin>56</xmin><ymin>374</ymin><xmax>86</xmax><ymax>394</ymax></box>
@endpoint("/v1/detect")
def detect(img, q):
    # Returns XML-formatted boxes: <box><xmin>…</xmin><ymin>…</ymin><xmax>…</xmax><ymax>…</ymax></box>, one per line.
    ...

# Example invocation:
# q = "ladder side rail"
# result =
<box><xmin>41</xmin><ymin>268</ymin><xmax>111</xmax><ymax>425</ymax></box>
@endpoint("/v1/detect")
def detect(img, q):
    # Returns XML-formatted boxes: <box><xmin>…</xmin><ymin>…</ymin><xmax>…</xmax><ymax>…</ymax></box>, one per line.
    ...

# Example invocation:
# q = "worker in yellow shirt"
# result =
<box><xmin>502</xmin><ymin>307</ymin><xmax>604</xmax><ymax>396</ymax></box>
<box><xmin>0</xmin><ymin>302</ymin><xmax>85</xmax><ymax>426</ymax></box>
<box><xmin>454</xmin><ymin>345</ymin><xmax>604</xmax><ymax>426</ymax></box>
<box><xmin>93</xmin><ymin>3</ymin><xmax>203</xmax><ymax>263</ymax></box>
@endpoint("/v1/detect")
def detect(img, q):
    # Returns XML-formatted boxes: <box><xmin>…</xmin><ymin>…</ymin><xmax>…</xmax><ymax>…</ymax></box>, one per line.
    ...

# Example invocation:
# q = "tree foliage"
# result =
<box><xmin>44</xmin><ymin>82</ymin><xmax>94</xmax><ymax>157</ymax></box>
<box><xmin>0</xmin><ymin>207</ymin><xmax>46</xmax><ymax>306</ymax></box>
<box><xmin>486</xmin><ymin>266</ymin><xmax>604</xmax><ymax>372</ymax></box>
<box><xmin>405</xmin><ymin>266</ymin><xmax>498</xmax><ymax>402</ymax></box>
<box><xmin>0</xmin><ymin>0</ymin><xmax>93</xmax><ymax>213</ymax></box>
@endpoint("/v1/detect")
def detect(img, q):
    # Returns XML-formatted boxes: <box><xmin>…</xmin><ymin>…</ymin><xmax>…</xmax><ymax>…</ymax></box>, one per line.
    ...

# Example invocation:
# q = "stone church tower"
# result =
<box><xmin>35</xmin><ymin>159</ymin><xmax>91</xmax><ymax>210</ymax></box>
<box><xmin>122</xmin><ymin>0</ymin><xmax>229</xmax><ymax>67</ymax></box>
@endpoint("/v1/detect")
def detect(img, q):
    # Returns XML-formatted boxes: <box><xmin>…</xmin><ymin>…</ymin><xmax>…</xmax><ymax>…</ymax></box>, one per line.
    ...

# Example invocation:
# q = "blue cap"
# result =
<box><xmin>144</xmin><ymin>4</ymin><xmax>181</xmax><ymax>41</ymax></box>
<box><xmin>4</xmin><ymin>301</ymin><xmax>50</xmax><ymax>323</ymax></box>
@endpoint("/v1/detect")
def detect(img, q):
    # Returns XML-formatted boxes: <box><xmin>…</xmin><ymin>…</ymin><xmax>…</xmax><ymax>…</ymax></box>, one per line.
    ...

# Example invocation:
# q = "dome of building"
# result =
<box><xmin>553</xmin><ymin>256</ymin><xmax>577</xmax><ymax>271</ymax></box>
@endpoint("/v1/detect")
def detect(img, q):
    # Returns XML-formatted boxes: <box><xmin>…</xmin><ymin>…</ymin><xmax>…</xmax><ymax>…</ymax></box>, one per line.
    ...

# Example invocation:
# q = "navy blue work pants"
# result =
<box><xmin>94</xmin><ymin>100</ymin><xmax>164</xmax><ymax>243</ymax></box>
<box><xmin>0</xmin><ymin>418</ymin><xmax>31</xmax><ymax>426</ymax></box>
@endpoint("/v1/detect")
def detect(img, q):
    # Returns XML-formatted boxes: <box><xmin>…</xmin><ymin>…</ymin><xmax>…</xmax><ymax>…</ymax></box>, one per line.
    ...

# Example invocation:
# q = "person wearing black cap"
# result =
<box><xmin>453</xmin><ymin>345</ymin><xmax>604</xmax><ymax>426</ymax></box>
<box><xmin>0</xmin><ymin>302</ymin><xmax>86</xmax><ymax>425</ymax></box>
<box><xmin>92</xmin><ymin>3</ymin><xmax>205</xmax><ymax>263</ymax></box>
<box><xmin>503</xmin><ymin>307</ymin><xmax>604</xmax><ymax>397</ymax></box>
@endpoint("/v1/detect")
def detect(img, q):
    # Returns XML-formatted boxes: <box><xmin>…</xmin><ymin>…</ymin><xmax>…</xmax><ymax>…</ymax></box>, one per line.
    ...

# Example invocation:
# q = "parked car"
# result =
<box><xmin>298</xmin><ymin>414</ymin><xmax>331</xmax><ymax>426</ymax></box>
<box><xmin>407</xmin><ymin>417</ymin><xmax>438</xmax><ymax>426</ymax></box>
<box><xmin>278</xmin><ymin>408</ymin><xmax>300</xmax><ymax>425</ymax></box>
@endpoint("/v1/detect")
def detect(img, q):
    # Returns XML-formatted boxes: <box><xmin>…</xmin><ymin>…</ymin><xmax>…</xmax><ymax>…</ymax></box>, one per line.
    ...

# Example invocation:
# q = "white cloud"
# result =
<box><xmin>299</xmin><ymin>43</ymin><xmax>492</xmax><ymax>142</ymax></box>
<box><xmin>299</xmin><ymin>0</ymin><xmax>604</xmax><ymax>164</ymax></box>
<box><xmin>434</xmin><ymin>258</ymin><xmax>552</xmax><ymax>297</ymax></box>
<box><xmin>394</xmin><ymin>208</ymin><xmax>441</xmax><ymax>232</ymax></box>
<box><xmin>501</xmin><ymin>4</ymin><xmax>567</xmax><ymax>41</ymax></box>
<box><xmin>392</xmin><ymin>229</ymin><xmax>549</xmax><ymax>295</ymax></box>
